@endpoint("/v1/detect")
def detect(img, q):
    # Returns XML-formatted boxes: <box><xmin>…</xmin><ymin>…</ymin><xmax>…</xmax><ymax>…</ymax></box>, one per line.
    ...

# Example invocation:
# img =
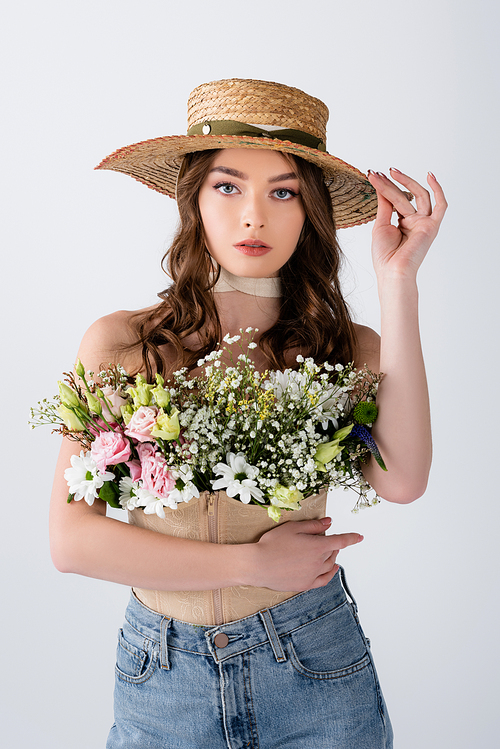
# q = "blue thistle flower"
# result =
<box><xmin>350</xmin><ymin>423</ymin><xmax>387</xmax><ymax>471</ymax></box>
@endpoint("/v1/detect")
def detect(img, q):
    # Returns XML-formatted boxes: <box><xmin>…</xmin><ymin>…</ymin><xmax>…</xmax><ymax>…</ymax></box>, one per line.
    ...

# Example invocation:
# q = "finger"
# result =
<box><xmin>367</xmin><ymin>172</ymin><xmax>394</xmax><ymax>225</ymax></box>
<box><xmin>295</xmin><ymin>518</ymin><xmax>333</xmax><ymax>535</ymax></box>
<box><xmin>389</xmin><ymin>168</ymin><xmax>432</xmax><ymax>215</ymax></box>
<box><xmin>327</xmin><ymin>532</ymin><xmax>364</xmax><ymax>550</ymax></box>
<box><xmin>309</xmin><ymin>564</ymin><xmax>340</xmax><ymax>589</ymax></box>
<box><xmin>369</xmin><ymin>170</ymin><xmax>418</xmax><ymax>217</ymax></box>
<box><xmin>427</xmin><ymin>172</ymin><xmax>448</xmax><ymax>222</ymax></box>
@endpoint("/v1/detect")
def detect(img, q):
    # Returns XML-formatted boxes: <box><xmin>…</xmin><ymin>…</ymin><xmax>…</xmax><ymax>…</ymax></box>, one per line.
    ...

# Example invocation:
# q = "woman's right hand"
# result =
<box><xmin>249</xmin><ymin>518</ymin><xmax>363</xmax><ymax>592</ymax></box>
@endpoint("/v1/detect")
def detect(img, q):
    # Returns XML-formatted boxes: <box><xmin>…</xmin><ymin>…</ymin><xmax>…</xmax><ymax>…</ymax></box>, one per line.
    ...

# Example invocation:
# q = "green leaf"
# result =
<box><xmin>98</xmin><ymin>481</ymin><xmax>122</xmax><ymax>509</ymax></box>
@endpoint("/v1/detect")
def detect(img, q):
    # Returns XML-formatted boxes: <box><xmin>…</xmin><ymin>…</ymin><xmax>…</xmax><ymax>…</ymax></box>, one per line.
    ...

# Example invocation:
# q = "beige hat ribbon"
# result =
<box><xmin>187</xmin><ymin>119</ymin><xmax>327</xmax><ymax>152</ymax></box>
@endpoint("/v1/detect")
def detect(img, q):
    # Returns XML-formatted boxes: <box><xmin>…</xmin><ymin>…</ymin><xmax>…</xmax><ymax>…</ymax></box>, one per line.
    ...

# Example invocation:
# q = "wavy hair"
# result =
<box><xmin>127</xmin><ymin>149</ymin><xmax>357</xmax><ymax>381</ymax></box>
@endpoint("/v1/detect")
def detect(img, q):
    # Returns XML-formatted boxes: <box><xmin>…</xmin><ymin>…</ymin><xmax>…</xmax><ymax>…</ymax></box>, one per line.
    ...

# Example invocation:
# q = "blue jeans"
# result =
<box><xmin>107</xmin><ymin>568</ymin><xmax>393</xmax><ymax>748</ymax></box>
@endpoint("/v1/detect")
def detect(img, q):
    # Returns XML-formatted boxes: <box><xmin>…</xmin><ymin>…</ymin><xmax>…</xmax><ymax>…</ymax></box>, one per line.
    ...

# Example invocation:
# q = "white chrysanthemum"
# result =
<box><xmin>118</xmin><ymin>477</ymin><xmax>141</xmax><ymax>510</ymax></box>
<box><xmin>64</xmin><ymin>450</ymin><xmax>115</xmax><ymax>506</ymax></box>
<box><xmin>167</xmin><ymin>466</ymin><xmax>200</xmax><ymax>505</ymax></box>
<box><xmin>211</xmin><ymin>452</ymin><xmax>264</xmax><ymax>504</ymax></box>
<box><xmin>135</xmin><ymin>486</ymin><xmax>172</xmax><ymax>518</ymax></box>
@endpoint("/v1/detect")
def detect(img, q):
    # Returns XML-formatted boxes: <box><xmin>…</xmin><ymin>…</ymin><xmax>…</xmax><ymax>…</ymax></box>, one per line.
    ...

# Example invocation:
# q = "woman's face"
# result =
<box><xmin>198</xmin><ymin>148</ymin><xmax>306</xmax><ymax>277</ymax></box>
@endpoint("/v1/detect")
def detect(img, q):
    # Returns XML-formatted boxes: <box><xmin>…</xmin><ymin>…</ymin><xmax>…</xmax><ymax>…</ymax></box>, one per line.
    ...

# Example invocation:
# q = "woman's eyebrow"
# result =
<box><xmin>209</xmin><ymin>166</ymin><xmax>248</xmax><ymax>179</ymax></box>
<box><xmin>268</xmin><ymin>172</ymin><xmax>298</xmax><ymax>183</ymax></box>
<box><xmin>208</xmin><ymin>167</ymin><xmax>298</xmax><ymax>183</ymax></box>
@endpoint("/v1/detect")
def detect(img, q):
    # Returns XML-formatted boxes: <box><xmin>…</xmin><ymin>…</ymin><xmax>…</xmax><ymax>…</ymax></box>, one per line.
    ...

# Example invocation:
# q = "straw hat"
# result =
<box><xmin>96</xmin><ymin>78</ymin><xmax>377</xmax><ymax>229</ymax></box>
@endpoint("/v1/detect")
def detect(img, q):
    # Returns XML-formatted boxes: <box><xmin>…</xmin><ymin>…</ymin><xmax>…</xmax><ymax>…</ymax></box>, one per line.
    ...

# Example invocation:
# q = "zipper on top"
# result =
<box><xmin>207</xmin><ymin>492</ymin><xmax>224</xmax><ymax>625</ymax></box>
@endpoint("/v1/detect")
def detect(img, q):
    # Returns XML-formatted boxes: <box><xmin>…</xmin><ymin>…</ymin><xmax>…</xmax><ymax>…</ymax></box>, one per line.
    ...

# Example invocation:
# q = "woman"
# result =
<box><xmin>50</xmin><ymin>79</ymin><xmax>446</xmax><ymax>748</ymax></box>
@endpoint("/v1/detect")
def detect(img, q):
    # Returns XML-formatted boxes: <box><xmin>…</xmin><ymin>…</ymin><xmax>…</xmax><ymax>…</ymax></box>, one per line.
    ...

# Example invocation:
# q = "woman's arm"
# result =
<box><xmin>50</xmin><ymin>312</ymin><xmax>362</xmax><ymax>592</ymax></box>
<box><xmin>355</xmin><ymin>169</ymin><xmax>447</xmax><ymax>503</ymax></box>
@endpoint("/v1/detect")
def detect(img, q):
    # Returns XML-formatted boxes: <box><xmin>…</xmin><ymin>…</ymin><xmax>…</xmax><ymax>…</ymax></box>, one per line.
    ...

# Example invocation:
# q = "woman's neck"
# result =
<box><xmin>213</xmin><ymin>267</ymin><xmax>282</xmax><ymax>335</ymax></box>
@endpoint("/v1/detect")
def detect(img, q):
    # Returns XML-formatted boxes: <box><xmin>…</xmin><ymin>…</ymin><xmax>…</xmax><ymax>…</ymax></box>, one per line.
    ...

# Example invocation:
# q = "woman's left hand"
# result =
<box><xmin>367</xmin><ymin>168</ymin><xmax>447</xmax><ymax>282</ymax></box>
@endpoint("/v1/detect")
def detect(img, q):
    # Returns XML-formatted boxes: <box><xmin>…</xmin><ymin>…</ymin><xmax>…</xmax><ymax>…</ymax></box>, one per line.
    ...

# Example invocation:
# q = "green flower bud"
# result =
<box><xmin>57</xmin><ymin>403</ymin><xmax>86</xmax><ymax>431</ymax></box>
<box><xmin>150</xmin><ymin>408</ymin><xmax>180</xmax><ymax>441</ymax></box>
<box><xmin>152</xmin><ymin>384</ymin><xmax>170</xmax><ymax>408</ymax></box>
<box><xmin>315</xmin><ymin>439</ymin><xmax>342</xmax><ymax>467</ymax></box>
<box><xmin>333</xmin><ymin>424</ymin><xmax>354</xmax><ymax>441</ymax></box>
<box><xmin>86</xmin><ymin>392</ymin><xmax>102</xmax><ymax>415</ymax></box>
<box><xmin>155</xmin><ymin>373</ymin><xmax>165</xmax><ymax>387</ymax></box>
<box><xmin>269</xmin><ymin>484</ymin><xmax>303</xmax><ymax>510</ymax></box>
<box><xmin>58</xmin><ymin>381</ymin><xmax>81</xmax><ymax>409</ymax></box>
<box><xmin>126</xmin><ymin>381</ymin><xmax>154</xmax><ymax>407</ymax></box>
<box><xmin>75</xmin><ymin>359</ymin><xmax>85</xmax><ymax>378</ymax></box>
<box><xmin>121</xmin><ymin>404</ymin><xmax>134</xmax><ymax>425</ymax></box>
<box><xmin>267</xmin><ymin>505</ymin><xmax>282</xmax><ymax>522</ymax></box>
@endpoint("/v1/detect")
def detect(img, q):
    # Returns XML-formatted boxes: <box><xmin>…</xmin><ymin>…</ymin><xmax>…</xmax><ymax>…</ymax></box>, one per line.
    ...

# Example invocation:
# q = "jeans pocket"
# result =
<box><xmin>115</xmin><ymin>627</ymin><xmax>159</xmax><ymax>684</ymax></box>
<box><xmin>286</xmin><ymin>601</ymin><xmax>370</xmax><ymax>680</ymax></box>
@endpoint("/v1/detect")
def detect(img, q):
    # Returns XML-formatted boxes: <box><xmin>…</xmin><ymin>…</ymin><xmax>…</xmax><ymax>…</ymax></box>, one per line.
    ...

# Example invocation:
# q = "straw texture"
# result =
<box><xmin>96</xmin><ymin>79</ymin><xmax>378</xmax><ymax>229</ymax></box>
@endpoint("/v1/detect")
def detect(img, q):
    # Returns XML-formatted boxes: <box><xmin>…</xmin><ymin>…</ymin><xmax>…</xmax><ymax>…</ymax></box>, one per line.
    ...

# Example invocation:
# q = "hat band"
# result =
<box><xmin>187</xmin><ymin>119</ymin><xmax>327</xmax><ymax>152</ymax></box>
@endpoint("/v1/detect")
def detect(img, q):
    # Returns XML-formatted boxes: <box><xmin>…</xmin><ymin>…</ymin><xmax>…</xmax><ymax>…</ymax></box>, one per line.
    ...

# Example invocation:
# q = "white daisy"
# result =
<box><xmin>211</xmin><ymin>452</ymin><xmax>264</xmax><ymax>504</ymax></box>
<box><xmin>118</xmin><ymin>477</ymin><xmax>141</xmax><ymax>510</ymax></box>
<box><xmin>167</xmin><ymin>466</ymin><xmax>200</xmax><ymax>505</ymax></box>
<box><xmin>64</xmin><ymin>450</ymin><xmax>115</xmax><ymax>506</ymax></box>
<box><xmin>135</xmin><ymin>486</ymin><xmax>169</xmax><ymax>518</ymax></box>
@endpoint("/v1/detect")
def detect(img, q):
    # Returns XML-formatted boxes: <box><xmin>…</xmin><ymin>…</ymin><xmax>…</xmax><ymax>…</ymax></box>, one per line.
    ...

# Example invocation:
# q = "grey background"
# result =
<box><xmin>2</xmin><ymin>1</ymin><xmax>499</xmax><ymax>746</ymax></box>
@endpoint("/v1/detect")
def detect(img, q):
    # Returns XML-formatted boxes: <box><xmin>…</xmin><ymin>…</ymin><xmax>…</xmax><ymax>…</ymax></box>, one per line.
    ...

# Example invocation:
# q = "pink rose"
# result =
<box><xmin>101</xmin><ymin>386</ymin><xmax>130</xmax><ymax>421</ymax></box>
<box><xmin>124</xmin><ymin>406</ymin><xmax>158</xmax><ymax>442</ymax></box>
<box><xmin>137</xmin><ymin>443</ymin><xmax>175</xmax><ymax>500</ymax></box>
<box><xmin>91</xmin><ymin>432</ymin><xmax>131</xmax><ymax>474</ymax></box>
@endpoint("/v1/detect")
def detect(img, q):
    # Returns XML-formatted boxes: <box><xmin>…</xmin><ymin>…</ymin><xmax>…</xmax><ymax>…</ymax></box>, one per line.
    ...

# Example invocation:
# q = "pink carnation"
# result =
<box><xmin>137</xmin><ymin>443</ymin><xmax>175</xmax><ymax>500</ymax></box>
<box><xmin>124</xmin><ymin>406</ymin><xmax>158</xmax><ymax>442</ymax></box>
<box><xmin>125</xmin><ymin>459</ymin><xmax>142</xmax><ymax>482</ymax></box>
<box><xmin>91</xmin><ymin>432</ymin><xmax>131</xmax><ymax>474</ymax></box>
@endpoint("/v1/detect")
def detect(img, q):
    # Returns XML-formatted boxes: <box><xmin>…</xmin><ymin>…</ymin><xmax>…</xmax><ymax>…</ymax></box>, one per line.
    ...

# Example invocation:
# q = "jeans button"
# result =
<box><xmin>214</xmin><ymin>633</ymin><xmax>229</xmax><ymax>648</ymax></box>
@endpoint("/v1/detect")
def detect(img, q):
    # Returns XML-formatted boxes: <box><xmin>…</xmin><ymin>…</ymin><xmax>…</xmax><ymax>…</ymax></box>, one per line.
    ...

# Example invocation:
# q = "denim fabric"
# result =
<box><xmin>107</xmin><ymin>568</ymin><xmax>393</xmax><ymax>748</ymax></box>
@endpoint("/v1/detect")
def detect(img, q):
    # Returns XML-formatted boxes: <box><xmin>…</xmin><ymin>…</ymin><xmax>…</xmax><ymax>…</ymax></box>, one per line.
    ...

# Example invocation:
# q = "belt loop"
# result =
<box><xmin>259</xmin><ymin>609</ymin><xmax>287</xmax><ymax>663</ymax></box>
<box><xmin>339</xmin><ymin>565</ymin><xmax>358</xmax><ymax>612</ymax></box>
<box><xmin>160</xmin><ymin>617</ymin><xmax>172</xmax><ymax>670</ymax></box>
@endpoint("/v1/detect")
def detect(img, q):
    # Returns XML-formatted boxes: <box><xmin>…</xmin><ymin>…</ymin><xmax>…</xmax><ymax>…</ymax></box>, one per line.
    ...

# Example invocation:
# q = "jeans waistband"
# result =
<box><xmin>124</xmin><ymin>567</ymin><xmax>358</xmax><ymax>667</ymax></box>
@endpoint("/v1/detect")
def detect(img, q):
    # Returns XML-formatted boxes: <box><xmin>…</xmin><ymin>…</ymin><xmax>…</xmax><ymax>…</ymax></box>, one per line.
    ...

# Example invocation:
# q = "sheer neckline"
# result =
<box><xmin>213</xmin><ymin>267</ymin><xmax>281</xmax><ymax>298</ymax></box>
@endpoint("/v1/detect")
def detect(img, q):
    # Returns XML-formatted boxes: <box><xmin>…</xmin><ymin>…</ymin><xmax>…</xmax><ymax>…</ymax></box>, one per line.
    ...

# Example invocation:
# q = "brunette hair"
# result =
<box><xmin>128</xmin><ymin>149</ymin><xmax>357</xmax><ymax>381</ymax></box>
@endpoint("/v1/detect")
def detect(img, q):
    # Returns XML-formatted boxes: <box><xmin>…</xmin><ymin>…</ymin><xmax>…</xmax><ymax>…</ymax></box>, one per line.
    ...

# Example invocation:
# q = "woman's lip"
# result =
<box><xmin>234</xmin><ymin>243</ymin><xmax>272</xmax><ymax>256</ymax></box>
<box><xmin>234</xmin><ymin>240</ymin><xmax>272</xmax><ymax>256</ymax></box>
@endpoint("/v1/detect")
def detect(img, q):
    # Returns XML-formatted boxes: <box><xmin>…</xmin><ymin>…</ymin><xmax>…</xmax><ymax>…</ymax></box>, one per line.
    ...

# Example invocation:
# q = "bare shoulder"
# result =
<box><xmin>353</xmin><ymin>323</ymin><xmax>380</xmax><ymax>371</ymax></box>
<box><xmin>77</xmin><ymin>304</ymin><xmax>162</xmax><ymax>374</ymax></box>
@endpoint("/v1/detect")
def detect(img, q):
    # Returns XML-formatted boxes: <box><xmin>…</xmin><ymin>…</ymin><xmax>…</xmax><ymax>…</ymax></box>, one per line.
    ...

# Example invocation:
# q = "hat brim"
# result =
<box><xmin>95</xmin><ymin>134</ymin><xmax>377</xmax><ymax>229</ymax></box>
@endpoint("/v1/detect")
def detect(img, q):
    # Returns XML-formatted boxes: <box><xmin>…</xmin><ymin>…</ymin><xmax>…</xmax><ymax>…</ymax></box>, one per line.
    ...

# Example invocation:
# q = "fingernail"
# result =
<box><xmin>390</xmin><ymin>166</ymin><xmax>402</xmax><ymax>173</ymax></box>
<box><xmin>367</xmin><ymin>169</ymin><xmax>375</xmax><ymax>176</ymax></box>
<box><xmin>358</xmin><ymin>535</ymin><xmax>364</xmax><ymax>542</ymax></box>
<box><xmin>428</xmin><ymin>171</ymin><xmax>436</xmax><ymax>180</ymax></box>
<box><xmin>321</xmin><ymin>517</ymin><xmax>332</xmax><ymax>526</ymax></box>
<box><xmin>376</xmin><ymin>171</ymin><xmax>387</xmax><ymax>178</ymax></box>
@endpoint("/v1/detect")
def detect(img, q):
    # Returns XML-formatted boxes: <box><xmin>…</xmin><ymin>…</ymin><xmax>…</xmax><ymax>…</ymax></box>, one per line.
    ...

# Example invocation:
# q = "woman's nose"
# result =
<box><xmin>242</xmin><ymin>194</ymin><xmax>266</xmax><ymax>229</ymax></box>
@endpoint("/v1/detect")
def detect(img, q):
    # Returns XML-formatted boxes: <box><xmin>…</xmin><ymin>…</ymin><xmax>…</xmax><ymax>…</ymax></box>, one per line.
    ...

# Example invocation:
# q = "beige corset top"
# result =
<box><xmin>128</xmin><ymin>489</ymin><xmax>327</xmax><ymax>626</ymax></box>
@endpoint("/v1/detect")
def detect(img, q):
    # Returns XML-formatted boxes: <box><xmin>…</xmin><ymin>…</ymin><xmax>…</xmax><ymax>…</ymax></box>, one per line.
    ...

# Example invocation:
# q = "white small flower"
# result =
<box><xmin>168</xmin><ymin>465</ymin><xmax>200</xmax><ymax>505</ymax></box>
<box><xmin>248</xmin><ymin>342</ymin><xmax>257</xmax><ymax>349</ymax></box>
<box><xmin>211</xmin><ymin>452</ymin><xmax>264</xmax><ymax>504</ymax></box>
<box><xmin>118</xmin><ymin>477</ymin><xmax>141</xmax><ymax>510</ymax></box>
<box><xmin>64</xmin><ymin>451</ymin><xmax>115</xmax><ymax>506</ymax></box>
<box><xmin>296</xmin><ymin>355</ymin><xmax>304</xmax><ymax>363</ymax></box>
<box><xmin>136</xmin><ymin>487</ymin><xmax>169</xmax><ymax>518</ymax></box>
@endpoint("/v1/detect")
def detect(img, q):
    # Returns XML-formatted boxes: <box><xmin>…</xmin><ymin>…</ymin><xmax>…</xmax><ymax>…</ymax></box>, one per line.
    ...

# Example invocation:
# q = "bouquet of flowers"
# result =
<box><xmin>30</xmin><ymin>330</ymin><xmax>385</xmax><ymax>521</ymax></box>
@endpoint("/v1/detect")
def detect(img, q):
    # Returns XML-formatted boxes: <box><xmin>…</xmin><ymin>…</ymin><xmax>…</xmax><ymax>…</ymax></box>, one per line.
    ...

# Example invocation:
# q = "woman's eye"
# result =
<box><xmin>215</xmin><ymin>182</ymin><xmax>238</xmax><ymax>195</ymax></box>
<box><xmin>273</xmin><ymin>188</ymin><xmax>297</xmax><ymax>200</ymax></box>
